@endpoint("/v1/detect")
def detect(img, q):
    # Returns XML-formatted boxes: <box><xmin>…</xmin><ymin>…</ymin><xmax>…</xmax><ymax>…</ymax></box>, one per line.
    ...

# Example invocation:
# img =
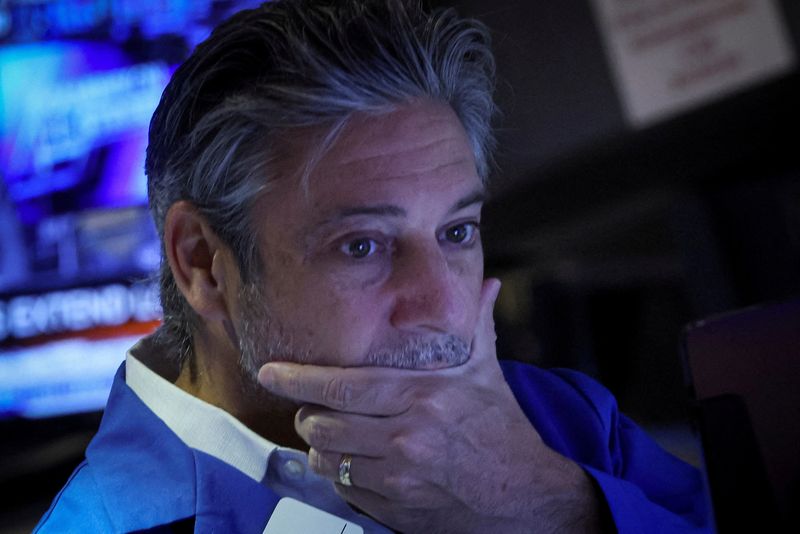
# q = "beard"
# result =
<box><xmin>235</xmin><ymin>281</ymin><xmax>308</xmax><ymax>390</ymax></box>
<box><xmin>363</xmin><ymin>335</ymin><xmax>470</xmax><ymax>369</ymax></box>
<box><xmin>234</xmin><ymin>281</ymin><xmax>471</xmax><ymax>389</ymax></box>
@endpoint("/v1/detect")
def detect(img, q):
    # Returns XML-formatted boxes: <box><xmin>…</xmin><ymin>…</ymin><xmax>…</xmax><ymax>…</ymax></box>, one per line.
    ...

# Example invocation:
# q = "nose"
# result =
<box><xmin>388</xmin><ymin>241</ymin><xmax>465</xmax><ymax>334</ymax></box>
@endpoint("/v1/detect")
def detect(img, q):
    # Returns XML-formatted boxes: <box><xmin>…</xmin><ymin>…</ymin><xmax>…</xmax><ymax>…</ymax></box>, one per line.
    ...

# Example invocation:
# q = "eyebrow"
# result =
<box><xmin>335</xmin><ymin>204</ymin><xmax>406</xmax><ymax>218</ymax></box>
<box><xmin>303</xmin><ymin>186</ymin><xmax>487</xmax><ymax>255</ymax></box>
<box><xmin>328</xmin><ymin>187</ymin><xmax>487</xmax><ymax>222</ymax></box>
<box><xmin>452</xmin><ymin>188</ymin><xmax>487</xmax><ymax>213</ymax></box>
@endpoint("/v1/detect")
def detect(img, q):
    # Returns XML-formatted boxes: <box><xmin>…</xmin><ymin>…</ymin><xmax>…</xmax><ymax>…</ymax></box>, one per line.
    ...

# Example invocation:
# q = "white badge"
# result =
<box><xmin>263</xmin><ymin>497</ymin><xmax>365</xmax><ymax>534</ymax></box>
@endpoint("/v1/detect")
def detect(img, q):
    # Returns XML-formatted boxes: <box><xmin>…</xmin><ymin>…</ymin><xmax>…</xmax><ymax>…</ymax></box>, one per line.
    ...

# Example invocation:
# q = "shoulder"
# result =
<box><xmin>34</xmin><ymin>461</ymin><xmax>115</xmax><ymax>533</ymax></box>
<box><xmin>499</xmin><ymin>360</ymin><xmax>623</xmax><ymax>470</ymax></box>
<box><xmin>35</xmin><ymin>363</ymin><xmax>200</xmax><ymax>532</ymax></box>
<box><xmin>499</xmin><ymin>360</ymin><xmax>711</xmax><ymax>533</ymax></box>
<box><xmin>500</xmin><ymin>360</ymin><xmax>619</xmax><ymax>427</ymax></box>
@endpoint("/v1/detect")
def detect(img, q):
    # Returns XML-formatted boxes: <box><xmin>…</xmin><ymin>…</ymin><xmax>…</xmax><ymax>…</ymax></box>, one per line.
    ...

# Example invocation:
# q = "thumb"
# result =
<box><xmin>469</xmin><ymin>277</ymin><xmax>501</xmax><ymax>365</ymax></box>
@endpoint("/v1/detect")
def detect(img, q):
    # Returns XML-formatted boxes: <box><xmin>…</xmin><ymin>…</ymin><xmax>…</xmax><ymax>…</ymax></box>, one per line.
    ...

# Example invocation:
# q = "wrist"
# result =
<box><xmin>489</xmin><ymin>451</ymin><xmax>610</xmax><ymax>534</ymax></box>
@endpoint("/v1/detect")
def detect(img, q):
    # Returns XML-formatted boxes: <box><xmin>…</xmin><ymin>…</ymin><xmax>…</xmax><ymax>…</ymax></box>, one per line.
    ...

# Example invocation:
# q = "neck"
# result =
<box><xmin>173</xmin><ymin>328</ymin><xmax>308</xmax><ymax>451</ymax></box>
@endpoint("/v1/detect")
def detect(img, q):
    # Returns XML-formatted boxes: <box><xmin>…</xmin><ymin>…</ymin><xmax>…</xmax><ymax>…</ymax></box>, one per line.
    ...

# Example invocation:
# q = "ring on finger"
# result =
<box><xmin>338</xmin><ymin>454</ymin><xmax>353</xmax><ymax>487</ymax></box>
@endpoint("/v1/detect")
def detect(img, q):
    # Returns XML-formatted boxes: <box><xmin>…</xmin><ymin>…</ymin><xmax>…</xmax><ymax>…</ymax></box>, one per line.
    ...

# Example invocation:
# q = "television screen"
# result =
<box><xmin>0</xmin><ymin>279</ymin><xmax>162</xmax><ymax>419</ymax></box>
<box><xmin>0</xmin><ymin>0</ymin><xmax>262</xmax><ymax>419</ymax></box>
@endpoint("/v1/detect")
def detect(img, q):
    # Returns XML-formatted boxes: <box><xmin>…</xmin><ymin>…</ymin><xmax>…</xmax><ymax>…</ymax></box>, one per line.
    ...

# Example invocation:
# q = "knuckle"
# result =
<box><xmin>395</xmin><ymin>384</ymin><xmax>417</xmax><ymax>412</ymax></box>
<box><xmin>383</xmin><ymin>473</ymin><xmax>409</xmax><ymax>497</ymax></box>
<box><xmin>419</xmin><ymin>392</ymin><xmax>447</xmax><ymax>420</ymax></box>
<box><xmin>389</xmin><ymin>431</ymin><xmax>410</xmax><ymax>455</ymax></box>
<box><xmin>385</xmin><ymin>474</ymin><xmax>425</xmax><ymax>502</ymax></box>
<box><xmin>322</xmin><ymin>377</ymin><xmax>353</xmax><ymax>410</ymax></box>
<box><xmin>285</xmin><ymin>369</ymin><xmax>304</xmax><ymax>397</ymax></box>
<box><xmin>391</xmin><ymin>433</ymin><xmax>432</xmax><ymax>466</ymax></box>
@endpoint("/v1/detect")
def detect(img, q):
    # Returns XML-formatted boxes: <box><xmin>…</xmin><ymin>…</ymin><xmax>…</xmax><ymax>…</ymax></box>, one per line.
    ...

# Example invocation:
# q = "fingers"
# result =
<box><xmin>331</xmin><ymin>484</ymin><xmax>409</xmax><ymax>528</ymax></box>
<box><xmin>258</xmin><ymin>362</ymin><xmax>419</xmax><ymax>414</ymax></box>
<box><xmin>311</xmin><ymin>448</ymin><xmax>434</xmax><ymax>506</ymax></box>
<box><xmin>468</xmin><ymin>277</ymin><xmax>501</xmax><ymax>365</ymax></box>
<box><xmin>308</xmin><ymin>449</ymin><xmax>389</xmax><ymax>494</ymax></box>
<box><xmin>294</xmin><ymin>405</ymin><xmax>391</xmax><ymax>457</ymax></box>
<box><xmin>295</xmin><ymin>405</ymin><xmax>445</xmax><ymax>502</ymax></box>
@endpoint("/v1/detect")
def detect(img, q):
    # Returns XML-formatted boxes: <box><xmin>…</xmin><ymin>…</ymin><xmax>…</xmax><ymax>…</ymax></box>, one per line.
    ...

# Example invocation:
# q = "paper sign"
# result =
<box><xmin>263</xmin><ymin>497</ymin><xmax>365</xmax><ymax>534</ymax></box>
<box><xmin>589</xmin><ymin>0</ymin><xmax>795</xmax><ymax>126</ymax></box>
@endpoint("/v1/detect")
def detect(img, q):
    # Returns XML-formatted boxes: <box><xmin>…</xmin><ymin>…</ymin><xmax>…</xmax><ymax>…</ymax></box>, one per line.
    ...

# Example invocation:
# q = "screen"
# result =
<box><xmin>0</xmin><ymin>280</ymin><xmax>161</xmax><ymax>418</ymax></box>
<box><xmin>0</xmin><ymin>0</ymin><xmax>262</xmax><ymax>419</ymax></box>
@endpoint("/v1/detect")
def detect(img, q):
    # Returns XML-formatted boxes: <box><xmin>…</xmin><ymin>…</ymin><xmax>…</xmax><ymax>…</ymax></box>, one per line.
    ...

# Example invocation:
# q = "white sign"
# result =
<box><xmin>263</xmin><ymin>498</ymin><xmax>364</xmax><ymax>534</ymax></box>
<box><xmin>589</xmin><ymin>0</ymin><xmax>795</xmax><ymax>127</ymax></box>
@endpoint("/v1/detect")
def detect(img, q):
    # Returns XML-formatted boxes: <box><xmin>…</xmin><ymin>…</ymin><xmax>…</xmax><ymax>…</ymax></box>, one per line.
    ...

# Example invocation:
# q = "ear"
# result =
<box><xmin>163</xmin><ymin>201</ymin><xmax>238</xmax><ymax>323</ymax></box>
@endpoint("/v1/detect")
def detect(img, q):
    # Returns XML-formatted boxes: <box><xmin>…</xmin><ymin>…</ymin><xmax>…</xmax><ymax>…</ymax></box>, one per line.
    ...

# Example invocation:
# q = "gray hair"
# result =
<box><xmin>145</xmin><ymin>0</ymin><xmax>497</xmax><ymax>364</ymax></box>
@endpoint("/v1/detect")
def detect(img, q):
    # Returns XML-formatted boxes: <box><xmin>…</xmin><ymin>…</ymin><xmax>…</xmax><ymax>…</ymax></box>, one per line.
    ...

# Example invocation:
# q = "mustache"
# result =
<box><xmin>365</xmin><ymin>335</ymin><xmax>470</xmax><ymax>370</ymax></box>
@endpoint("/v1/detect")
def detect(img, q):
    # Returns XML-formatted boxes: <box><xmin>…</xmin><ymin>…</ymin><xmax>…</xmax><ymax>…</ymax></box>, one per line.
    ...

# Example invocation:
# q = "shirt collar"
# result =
<box><xmin>107</xmin><ymin>336</ymin><xmax>391</xmax><ymax>533</ymax></box>
<box><xmin>85</xmin><ymin>363</ymin><xmax>279</xmax><ymax>533</ymax></box>
<box><xmin>125</xmin><ymin>336</ymin><xmax>285</xmax><ymax>483</ymax></box>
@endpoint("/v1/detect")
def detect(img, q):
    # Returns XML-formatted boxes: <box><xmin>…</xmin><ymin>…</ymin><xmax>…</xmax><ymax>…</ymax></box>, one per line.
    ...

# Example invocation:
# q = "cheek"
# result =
<box><xmin>271</xmin><ymin>273</ymin><xmax>385</xmax><ymax>364</ymax></box>
<box><xmin>328</xmin><ymin>267</ymin><xmax>390</xmax><ymax>293</ymax></box>
<box><xmin>450</xmin><ymin>252</ymin><xmax>485</xmax><ymax>332</ymax></box>
<box><xmin>326</xmin><ymin>299</ymin><xmax>385</xmax><ymax>361</ymax></box>
<box><xmin>450</xmin><ymin>248</ymin><xmax>484</xmax><ymax>285</ymax></box>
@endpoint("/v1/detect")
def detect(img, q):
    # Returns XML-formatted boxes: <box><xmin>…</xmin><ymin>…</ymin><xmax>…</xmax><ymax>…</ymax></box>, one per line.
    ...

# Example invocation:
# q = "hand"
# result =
<box><xmin>258</xmin><ymin>279</ymin><xmax>603</xmax><ymax>533</ymax></box>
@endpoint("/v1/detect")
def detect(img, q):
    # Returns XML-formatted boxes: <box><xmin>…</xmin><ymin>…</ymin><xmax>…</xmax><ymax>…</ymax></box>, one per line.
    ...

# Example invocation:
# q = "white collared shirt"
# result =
<box><xmin>125</xmin><ymin>339</ymin><xmax>390</xmax><ymax>533</ymax></box>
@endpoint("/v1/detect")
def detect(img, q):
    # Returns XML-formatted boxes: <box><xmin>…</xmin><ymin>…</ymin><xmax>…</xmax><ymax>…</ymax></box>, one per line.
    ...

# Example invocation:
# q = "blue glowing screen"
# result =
<box><xmin>0</xmin><ymin>0</ymin><xmax>262</xmax><ymax>419</ymax></box>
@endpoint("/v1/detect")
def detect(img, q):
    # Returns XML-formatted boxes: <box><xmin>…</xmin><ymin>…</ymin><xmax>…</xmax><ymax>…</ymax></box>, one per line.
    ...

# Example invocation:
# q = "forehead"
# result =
<box><xmin>274</xmin><ymin>99</ymin><xmax>482</xmax><ymax>208</ymax></box>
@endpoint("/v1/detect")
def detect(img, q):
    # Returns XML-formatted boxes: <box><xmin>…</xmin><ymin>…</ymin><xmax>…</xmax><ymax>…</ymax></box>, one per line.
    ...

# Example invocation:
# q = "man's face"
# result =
<box><xmin>236</xmin><ymin>99</ymin><xmax>485</xmax><ymax>376</ymax></box>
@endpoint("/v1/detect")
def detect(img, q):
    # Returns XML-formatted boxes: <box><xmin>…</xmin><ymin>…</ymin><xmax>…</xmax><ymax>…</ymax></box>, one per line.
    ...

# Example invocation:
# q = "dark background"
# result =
<box><xmin>2</xmin><ymin>0</ymin><xmax>799</xmax><ymax>531</ymax></box>
<box><xmin>447</xmin><ymin>0</ymin><xmax>800</xmax><ymax>430</ymax></box>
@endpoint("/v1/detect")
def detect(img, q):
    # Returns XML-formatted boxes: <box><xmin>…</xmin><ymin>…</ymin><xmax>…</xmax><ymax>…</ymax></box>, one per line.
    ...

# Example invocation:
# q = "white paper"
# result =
<box><xmin>589</xmin><ymin>0</ymin><xmax>795</xmax><ymax>126</ymax></box>
<box><xmin>263</xmin><ymin>497</ymin><xmax>365</xmax><ymax>534</ymax></box>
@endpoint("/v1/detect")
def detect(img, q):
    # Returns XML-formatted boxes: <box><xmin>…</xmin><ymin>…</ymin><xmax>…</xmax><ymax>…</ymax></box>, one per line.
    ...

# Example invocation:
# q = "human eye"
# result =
<box><xmin>440</xmin><ymin>222</ymin><xmax>480</xmax><ymax>247</ymax></box>
<box><xmin>339</xmin><ymin>237</ymin><xmax>383</xmax><ymax>259</ymax></box>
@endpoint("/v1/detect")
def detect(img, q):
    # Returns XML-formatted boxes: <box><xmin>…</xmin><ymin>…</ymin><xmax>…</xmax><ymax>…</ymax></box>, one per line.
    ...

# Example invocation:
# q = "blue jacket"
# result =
<box><xmin>36</xmin><ymin>361</ymin><xmax>711</xmax><ymax>533</ymax></box>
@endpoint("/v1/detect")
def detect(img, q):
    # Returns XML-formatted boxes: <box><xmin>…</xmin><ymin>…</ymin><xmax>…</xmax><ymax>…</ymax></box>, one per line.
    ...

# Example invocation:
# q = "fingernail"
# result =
<box><xmin>259</xmin><ymin>362</ymin><xmax>293</xmax><ymax>388</ymax></box>
<box><xmin>257</xmin><ymin>365</ymin><xmax>276</xmax><ymax>387</ymax></box>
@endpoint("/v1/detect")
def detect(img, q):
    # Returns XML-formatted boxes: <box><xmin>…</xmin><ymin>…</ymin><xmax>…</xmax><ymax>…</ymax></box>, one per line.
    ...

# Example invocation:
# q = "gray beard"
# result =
<box><xmin>364</xmin><ymin>335</ymin><xmax>470</xmax><ymax>369</ymax></box>
<box><xmin>235</xmin><ymin>281</ymin><xmax>471</xmax><ymax>388</ymax></box>
<box><xmin>235</xmin><ymin>282</ymin><xmax>307</xmax><ymax>388</ymax></box>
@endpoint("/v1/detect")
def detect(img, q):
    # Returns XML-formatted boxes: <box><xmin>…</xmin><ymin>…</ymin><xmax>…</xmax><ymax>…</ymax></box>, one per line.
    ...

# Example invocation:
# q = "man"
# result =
<box><xmin>37</xmin><ymin>1</ymin><xmax>711</xmax><ymax>532</ymax></box>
